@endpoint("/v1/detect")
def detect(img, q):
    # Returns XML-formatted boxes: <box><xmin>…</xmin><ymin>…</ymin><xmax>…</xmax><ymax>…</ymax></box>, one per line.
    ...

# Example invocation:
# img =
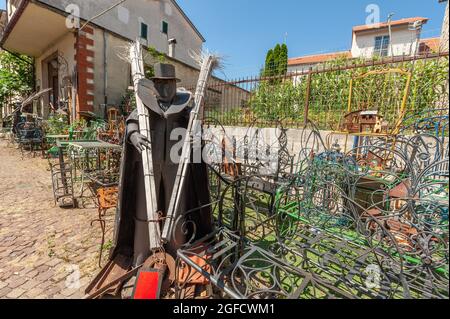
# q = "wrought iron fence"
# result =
<box><xmin>184</xmin><ymin>52</ymin><xmax>449</xmax><ymax>131</ymax></box>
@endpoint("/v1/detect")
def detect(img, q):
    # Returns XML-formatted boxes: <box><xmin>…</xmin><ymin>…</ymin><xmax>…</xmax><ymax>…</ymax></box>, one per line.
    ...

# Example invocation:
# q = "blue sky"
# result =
<box><xmin>178</xmin><ymin>0</ymin><xmax>446</xmax><ymax>79</ymax></box>
<box><xmin>1</xmin><ymin>0</ymin><xmax>446</xmax><ymax>79</ymax></box>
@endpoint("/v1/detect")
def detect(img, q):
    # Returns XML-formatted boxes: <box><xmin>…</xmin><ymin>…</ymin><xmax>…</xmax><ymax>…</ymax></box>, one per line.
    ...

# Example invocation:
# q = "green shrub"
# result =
<box><xmin>244</xmin><ymin>56</ymin><xmax>449</xmax><ymax>130</ymax></box>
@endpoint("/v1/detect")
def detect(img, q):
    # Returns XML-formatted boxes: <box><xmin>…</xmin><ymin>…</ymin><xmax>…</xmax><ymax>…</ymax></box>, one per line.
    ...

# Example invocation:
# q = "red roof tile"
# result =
<box><xmin>288</xmin><ymin>51</ymin><xmax>352</xmax><ymax>66</ymax></box>
<box><xmin>353</xmin><ymin>17</ymin><xmax>428</xmax><ymax>33</ymax></box>
<box><xmin>419</xmin><ymin>37</ymin><xmax>440</xmax><ymax>53</ymax></box>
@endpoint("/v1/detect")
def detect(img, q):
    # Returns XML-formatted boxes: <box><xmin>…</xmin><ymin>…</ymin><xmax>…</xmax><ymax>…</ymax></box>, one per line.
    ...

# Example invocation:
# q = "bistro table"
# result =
<box><xmin>68</xmin><ymin>140</ymin><xmax>122</xmax><ymax>151</ymax></box>
<box><xmin>67</xmin><ymin>141</ymin><xmax>122</xmax><ymax>258</ymax></box>
<box><xmin>45</xmin><ymin>135</ymin><xmax>70</xmax><ymax>157</ymax></box>
<box><xmin>46</xmin><ymin>134</ymin><xmax>70</xmax><ymax>141</ymax></box>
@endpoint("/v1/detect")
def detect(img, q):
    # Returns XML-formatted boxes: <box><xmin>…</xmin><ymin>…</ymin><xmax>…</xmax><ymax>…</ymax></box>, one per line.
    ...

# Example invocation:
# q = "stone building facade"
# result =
<box><xmin>0</xmin><ymin>0</ymin><xmax>208</xmax><ymax>120</ymax></box>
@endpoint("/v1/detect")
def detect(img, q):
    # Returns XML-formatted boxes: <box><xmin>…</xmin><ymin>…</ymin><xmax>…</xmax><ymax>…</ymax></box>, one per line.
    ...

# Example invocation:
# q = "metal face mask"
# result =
<box><xmin>154</xmin><ymin>79</ymin><xmax>177</xmax><ymax>104</ymax></box>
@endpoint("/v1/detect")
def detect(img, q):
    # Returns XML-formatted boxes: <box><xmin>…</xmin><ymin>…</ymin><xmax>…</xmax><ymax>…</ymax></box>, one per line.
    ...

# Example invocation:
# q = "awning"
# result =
<box><xmin>1</xmin><ymin>1</ymin><xmax>71</xmax><ymax>57</ymax></box>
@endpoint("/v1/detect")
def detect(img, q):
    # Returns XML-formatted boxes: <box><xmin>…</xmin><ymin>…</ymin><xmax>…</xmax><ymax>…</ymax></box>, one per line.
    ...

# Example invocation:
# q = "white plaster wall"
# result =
<box><xmin>35</xmin><ymin>32</ymin><xmax>75</xmax><ymax>89</ymax></box>
<box><xmin>207</xmin><ymin>126</ymin><xmax>361</xmax><ymax>175</ymax></box>
<box><xmin>351</xmin><ymin>26</ymin><xmax>420</xmax><ymax>58</ymax></box>
<box><xmin>29</xmin><ymin>24</ymin><xmax>201</xmax><ymax>117</ymax></box>
<box><xmin>208</xmin><ymin>126</ymin><xmax>448</xmax><ymax>176</ymax></box>
<box><xmin>287</xmin><ymin>63</ymin><xmax>315</xmax><ymax>74</ymax></box>
<box><xmin>216</xmin><ymin>126</ymin><xmax>356</xmax><ymax>156</ymax></box>
<box><xmin>90</xmin><ymin>28</ymin><xmax>202</xmax><ymax>111</ymax></box>
<box><xmin>38</xmin><ymin>0</ymin><xmax>204</xmax><ymax>67</ymax></box>
<box><xmin>287</xmin><ymin>26</ymin><xmax>424</xmax><ymax>80</ymax></box>
<box><xmin>288</xmin><ymin>64</ymin><xmax>315</xmax><ymax>86</ymax></box>
<box><xmin>104</xmin><ymin>33</ymin><xmax>132</xmax><ymax>110</ymax></box>
<box><xmin>34</xmin><ymin>31</ymin><xmax>76</xmax><ymax>118</ymax></box>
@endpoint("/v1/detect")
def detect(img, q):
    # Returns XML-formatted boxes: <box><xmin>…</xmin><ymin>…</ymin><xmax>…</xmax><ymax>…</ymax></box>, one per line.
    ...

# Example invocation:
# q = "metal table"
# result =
<box><xmin>68</xmin><ymin>140</ymin><xmax>122</xmax><ymax>151</ymax></box>
<box><xmin>46</xmin><ymin>134</ymin><xmax>70</xmax><ymax>140</ymax></box>
<box><xmin>67</xmin><ymin>140</ymin><xmax>122</xmax><ymax>199</ymax></box>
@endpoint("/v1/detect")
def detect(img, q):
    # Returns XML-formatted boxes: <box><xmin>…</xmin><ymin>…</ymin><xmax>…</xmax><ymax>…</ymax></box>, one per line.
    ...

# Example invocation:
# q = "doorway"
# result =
<box><xmin>47</xmin><ymin>58</ymin><xmax>59</xmax><ymax>110</ymax></box>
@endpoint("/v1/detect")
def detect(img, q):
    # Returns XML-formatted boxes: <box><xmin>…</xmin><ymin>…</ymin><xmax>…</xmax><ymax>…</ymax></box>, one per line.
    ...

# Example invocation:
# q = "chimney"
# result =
<box><xmin>168</xmin><ymin>38</ymin><xmax>177</xmax><ymax>58</ymax></box>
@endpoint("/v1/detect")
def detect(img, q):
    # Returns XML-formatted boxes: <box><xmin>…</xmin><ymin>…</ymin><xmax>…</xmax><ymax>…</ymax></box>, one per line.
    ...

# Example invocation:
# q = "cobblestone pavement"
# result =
<box><xmin>0</xmin><ymin>140</ymin><xmax>114</xmax><ymax>299</ymax></box>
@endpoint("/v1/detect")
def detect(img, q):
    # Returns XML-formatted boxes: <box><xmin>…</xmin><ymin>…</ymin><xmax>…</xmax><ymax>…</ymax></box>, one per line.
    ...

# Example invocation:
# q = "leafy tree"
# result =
<box><xmin>0</xmin><ymin>51</ymin><xmax>34</xmax><ymax>107</ymax></box>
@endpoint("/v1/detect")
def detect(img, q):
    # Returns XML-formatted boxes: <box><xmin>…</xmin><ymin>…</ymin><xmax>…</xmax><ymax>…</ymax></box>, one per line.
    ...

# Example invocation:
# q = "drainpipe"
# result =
<box><xmin>103</xmin><ymin>30</ymin><xmax>108</xmax><ymax>118</ymax></box>
<box><xmin>72</xmin><ymin>29</ymin><xmax>79</xmax><ymax>124</ymax></box>
<box><xmin>168</xmin><ymin>38</ymin><xmax>177</xmax><ymax>58</ymax></box>
<box><xmin>413</xmin><ymin>21</ymin><xmax>423</xmax><ymax>57</ymax></box>
<box><xmin>71</xmin><ymin>65</ymin><xmax>77</xmax><ymax>124</ymax></box>
<box><xmin>32</xmin><ymin>61</ymin><xmax>36</xmax><ymax>91</ymax></box>
<box><xmin>387</xmin><ymin>13</ymin><xmax>395</xmax><ymax>57</ymax></box>
<box><xmin>408</xmin><ymin>20</ymin><xmax>423</xmax><ymax>57</ymax></box>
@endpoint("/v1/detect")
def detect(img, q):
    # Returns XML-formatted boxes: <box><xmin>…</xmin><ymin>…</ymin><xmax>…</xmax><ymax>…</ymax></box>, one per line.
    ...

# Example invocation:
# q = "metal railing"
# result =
<box><xmin>185</xmin><ymin>52</ymin><xmax>449</xmax><ymax>130</ymax></box>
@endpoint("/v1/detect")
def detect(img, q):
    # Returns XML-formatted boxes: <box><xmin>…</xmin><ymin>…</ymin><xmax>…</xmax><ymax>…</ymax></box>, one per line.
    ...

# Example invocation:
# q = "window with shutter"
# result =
<box><xmin>162</xmin><ymin>21</ymin><xmax>169</xmax><ymax>35</ymax></box>
<box><xmin>140</xmin><ymin>23</ymin><xmax>148</xmax><ymax>40</ymax></box>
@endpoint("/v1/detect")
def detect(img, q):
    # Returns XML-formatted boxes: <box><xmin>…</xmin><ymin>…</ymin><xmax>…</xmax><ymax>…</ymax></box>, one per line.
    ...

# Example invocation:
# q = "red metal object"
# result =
<box><xmin>178</xmin><ymin>255</ymin><xmax>211</xmax><ymax>285</ymax></box>
<box><xmin>132</xmin><ymin>269</ymin><xmax>162</xmax><ymax>299</ymax></box>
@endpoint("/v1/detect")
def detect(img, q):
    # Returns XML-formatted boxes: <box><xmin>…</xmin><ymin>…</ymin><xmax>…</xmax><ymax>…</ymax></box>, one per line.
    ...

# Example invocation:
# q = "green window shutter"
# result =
<box><xmin>162</xmin><ymin>21</ymin><xmax>168</xmax><ymax>34</ymax></box>
<box><xmin>141</xmin><ymin>23</ymin><xmax>148</xmax><ymax>39</ymax></box>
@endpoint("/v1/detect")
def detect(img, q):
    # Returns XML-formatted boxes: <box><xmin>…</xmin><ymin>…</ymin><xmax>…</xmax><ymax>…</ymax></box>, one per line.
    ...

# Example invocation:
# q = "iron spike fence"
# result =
<box><xmin>183</xmin><ymin>52</ymin><xmax>449</xmax><ymax>131</ymax></box>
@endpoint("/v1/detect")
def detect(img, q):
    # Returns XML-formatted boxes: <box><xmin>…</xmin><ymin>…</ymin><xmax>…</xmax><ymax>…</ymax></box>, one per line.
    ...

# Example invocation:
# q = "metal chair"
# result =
<box><xmin>91</xmin><ymin>186</ymin><xmax>119</xmax><ymax>267</ymax></box>
<box><xmin>16</xmin><ymin>122</ymin><xmax>44</xmax><ymax>158</ymax></box>
<box><xmin>49</xmin><ymin>160</ymin><xmax>75</xmax><ymax>208</ymax></box>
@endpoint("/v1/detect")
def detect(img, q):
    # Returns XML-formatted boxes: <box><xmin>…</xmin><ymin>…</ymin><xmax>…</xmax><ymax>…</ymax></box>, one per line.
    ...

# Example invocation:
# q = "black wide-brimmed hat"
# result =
<box><xmin>150</xmin><ymin>63</ymin><xmax>181</xmax><ymax>82</ymax></box>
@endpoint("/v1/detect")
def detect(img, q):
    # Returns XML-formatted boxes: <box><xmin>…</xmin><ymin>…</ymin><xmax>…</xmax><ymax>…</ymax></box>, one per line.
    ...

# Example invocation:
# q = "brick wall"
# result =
<box><xmin>74</xmin><ymin>26</ymin><xmax>95</xmax><ymax>115</ymax></box>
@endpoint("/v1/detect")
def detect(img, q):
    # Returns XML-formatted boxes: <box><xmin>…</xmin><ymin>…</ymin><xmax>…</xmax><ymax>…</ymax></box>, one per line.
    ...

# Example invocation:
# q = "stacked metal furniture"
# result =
<box><xmin>49</xmin><ymin>154</ymin><xmax>75</xmax><ymax>208</ymax></box>
<box><xmin>15</xmin><ymin>121</ymin><xmax>45</xmax><ymax>158</ymax></box>
<box><xmin>175</xmin><ymin>110</ymin><xmax>449</xmax><ymax>299</ymax></box>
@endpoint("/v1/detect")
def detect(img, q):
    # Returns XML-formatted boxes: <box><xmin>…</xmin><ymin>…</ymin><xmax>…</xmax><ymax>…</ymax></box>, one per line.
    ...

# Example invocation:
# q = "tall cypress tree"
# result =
<box><xmin>264</xmin><ymin>49</ymin><xmax>274</xmax><ymax>77</ymax></box>
<box><xmin>279</xmin><ymin>44</ymin><xmax>288</xmax><ymax>76</ymax></box>
<box><xmin>263</xmin><ymin>44</ymin><xmax>289</xmax><ymax>78</ymax></box>
<box><xmin>273</xmin><ymin>44</ymin><xmax>282</xmax><ymax>74</ymax></box>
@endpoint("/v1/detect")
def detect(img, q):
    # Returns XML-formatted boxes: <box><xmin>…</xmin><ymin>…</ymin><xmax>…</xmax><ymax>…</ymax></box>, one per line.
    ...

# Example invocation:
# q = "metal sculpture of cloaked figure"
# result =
<box><xmin>112</xmin><ymin>63</ymin><xmax>214</xmax><ymax>266</ymax></box>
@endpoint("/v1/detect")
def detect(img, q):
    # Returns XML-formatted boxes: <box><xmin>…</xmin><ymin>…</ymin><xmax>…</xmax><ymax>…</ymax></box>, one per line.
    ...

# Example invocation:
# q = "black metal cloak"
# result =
<box><xmin>111</xmin><ymin>80</ymin><xmax>213</xmax><ymax>265</ymax></box>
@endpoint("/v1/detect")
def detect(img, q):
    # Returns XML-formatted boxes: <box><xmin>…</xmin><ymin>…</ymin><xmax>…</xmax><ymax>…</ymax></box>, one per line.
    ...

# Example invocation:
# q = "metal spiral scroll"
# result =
<box><xmin>174</xmin><ymin>109</ymin><xmax>448</xmax><ymax>299</ymax></box>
